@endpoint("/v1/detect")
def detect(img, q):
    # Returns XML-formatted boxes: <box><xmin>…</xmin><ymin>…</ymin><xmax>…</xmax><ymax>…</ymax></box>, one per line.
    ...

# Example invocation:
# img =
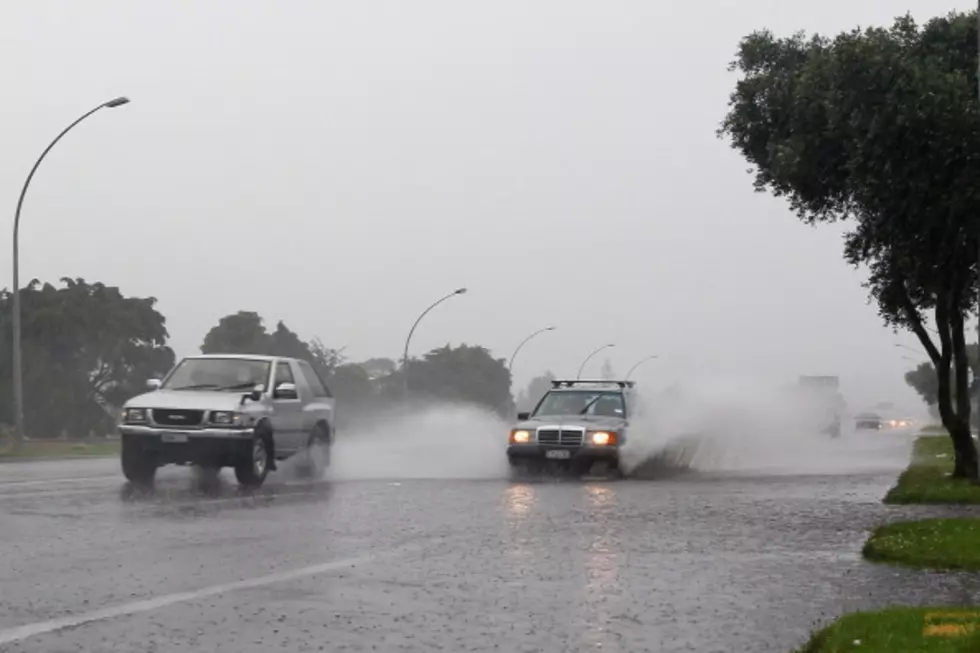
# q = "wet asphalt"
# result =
<box><xmin>0</xmin><ymin>448</ymin><xmax>979</xmax><ymax>652</ymax></box>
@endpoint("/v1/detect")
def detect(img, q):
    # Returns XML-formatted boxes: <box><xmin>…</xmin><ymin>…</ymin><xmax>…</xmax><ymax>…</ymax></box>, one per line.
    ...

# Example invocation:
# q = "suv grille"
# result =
<box><xmin>536</xmin><ymin>427</ymin><xmax>584</xmax><ymax>446</ymax></box>
<box><xmin>152</xmin><ymin>409</ymin><xmax>204</xmax><ymax>427</ymax></box>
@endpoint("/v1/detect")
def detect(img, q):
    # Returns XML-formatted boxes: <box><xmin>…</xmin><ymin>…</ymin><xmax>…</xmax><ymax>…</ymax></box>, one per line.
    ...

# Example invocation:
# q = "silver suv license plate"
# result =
<box><xmin>545</xmin><ymin>450</ymin><xmax>570</xmax><ymax>460</ymax></box>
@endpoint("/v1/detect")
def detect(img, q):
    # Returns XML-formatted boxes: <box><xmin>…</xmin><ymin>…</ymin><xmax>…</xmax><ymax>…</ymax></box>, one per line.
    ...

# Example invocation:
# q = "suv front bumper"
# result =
<box><xmin>507</xmin><ymin>443</ymin><xmax>620</xmax><ymax>464</ymax></box>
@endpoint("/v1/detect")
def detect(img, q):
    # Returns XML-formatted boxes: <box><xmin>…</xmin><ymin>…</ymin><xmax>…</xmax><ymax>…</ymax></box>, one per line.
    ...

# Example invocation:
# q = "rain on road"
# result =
<box><xmin>0</xmin><ymin>450</ymin><xmax>978</xmax><ymax>652</ymax></box>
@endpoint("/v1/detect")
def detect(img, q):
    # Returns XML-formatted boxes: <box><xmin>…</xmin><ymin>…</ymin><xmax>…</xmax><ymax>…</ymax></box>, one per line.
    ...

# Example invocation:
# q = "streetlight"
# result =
<box><xmin>576</xmin><ymin>343</ymin><xmax>615</xmax><ymax>379</ymax></box>
<box><xmin>11</xmin><ymin>96</ymin><xmax>130</xmax><ymax>445</ymax></box>
<box><xmin>625</xmin><ymin>354</ymin><xmax>658</xmax><ymax>381</ymax></box>
<box><xmin>402</xmin><ymin>287</ymin><xmax>467</xmax><ymax>399</ymax></box>
<box><xmin>507</xmin><ymin>326</ymin><xmax>556</xmax><ymax>372</ymax></box>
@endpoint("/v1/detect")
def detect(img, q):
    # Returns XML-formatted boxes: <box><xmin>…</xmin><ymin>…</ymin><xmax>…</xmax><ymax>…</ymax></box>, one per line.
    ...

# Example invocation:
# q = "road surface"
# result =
<box><xmin>0</xmin><ymin>453</ymin><xmax>977</xmax><ymax>652</ymax></box>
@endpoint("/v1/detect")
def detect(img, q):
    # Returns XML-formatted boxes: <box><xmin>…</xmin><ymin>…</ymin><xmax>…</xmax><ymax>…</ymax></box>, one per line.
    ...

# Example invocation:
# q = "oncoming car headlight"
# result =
<box><xmin>210</xmin><ymin>411</ymin><xmax>245</xmax><ymax>427</ymax></box>
<box><xmin>123</xmin><ymin>408</ymin><xmax>149</xmax><ymax>424</ymax></box>
<box><xmin>510</xmin><ymin>429</ymin><xmax>531</xmax><ymax>444</ymax></box>
<box><xmin>589</xmin><ymin>431</ymin><xmax>617</xmax><ymax>446</ymax></box>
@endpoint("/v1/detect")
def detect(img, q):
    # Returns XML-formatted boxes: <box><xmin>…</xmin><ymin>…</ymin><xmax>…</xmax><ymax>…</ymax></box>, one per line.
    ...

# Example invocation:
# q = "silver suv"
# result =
<box><xmin>118</xmin><ymin>354</ymin><xmax>336</xmax><ymax>488</ymax></box>
<box><xmin>507</xmin><ymin>379</ymin><xmax>633</xmax><ymax>477</ymax></box>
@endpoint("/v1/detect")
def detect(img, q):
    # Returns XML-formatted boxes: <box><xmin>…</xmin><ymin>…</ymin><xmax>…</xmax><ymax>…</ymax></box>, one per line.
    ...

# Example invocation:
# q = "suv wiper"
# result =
<box><xmin>169</xmin><ymin>383</ymin><xmax>220</xmax><ymax>391</ymax></box>
<box><xmin>578</xmin><ymin>395</ymin><xmax>603</xmax><ymax>415</ymax></box>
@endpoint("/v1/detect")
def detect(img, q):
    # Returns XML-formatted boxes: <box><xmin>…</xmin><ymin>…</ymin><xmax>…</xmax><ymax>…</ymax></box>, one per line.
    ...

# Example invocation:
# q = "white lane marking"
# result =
<box><xmin>0</xmin><ymin>554</ymin><xmax>371</xmax><ymax>646</ymax></box>
<box><xmin>0</xmin><ymin>475</ymin><xmax>118</xmax><ymax>489</ymax></box>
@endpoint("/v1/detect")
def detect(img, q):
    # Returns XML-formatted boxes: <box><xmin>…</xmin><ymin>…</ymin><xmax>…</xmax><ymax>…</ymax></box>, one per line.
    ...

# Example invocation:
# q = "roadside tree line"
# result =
<box><xmin>0</xmin><ymin>284</ymin><xmax>557</xmax><ymax>440</ymax></box>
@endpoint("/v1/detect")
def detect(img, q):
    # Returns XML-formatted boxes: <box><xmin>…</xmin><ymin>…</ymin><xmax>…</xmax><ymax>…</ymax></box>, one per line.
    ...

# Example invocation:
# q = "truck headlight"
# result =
<box><xmin>510</xmin><ymin>429</ymin><xmax>531</xmax><ymax>444</ymax></box>
<box><xmin>210</xmin><ymin>411</ymin><xmax>243</xmax><ymax>427</ymax></box>
<box><xmin>590</xmin><ymin>431</ymin><xmax>617</xmax><ymax>446</ymax></box>
<box><xmin>124</xmin><ymin>408</ymin><xmax>149</xmax><ymax>424</ymax></box>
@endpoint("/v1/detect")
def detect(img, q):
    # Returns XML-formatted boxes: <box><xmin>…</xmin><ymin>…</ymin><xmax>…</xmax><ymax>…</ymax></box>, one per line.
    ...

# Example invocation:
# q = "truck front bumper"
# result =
<box><xmin>119</xmin><ymin>425</ymin><xmax>256</xmax><ymax>466</ymax></box>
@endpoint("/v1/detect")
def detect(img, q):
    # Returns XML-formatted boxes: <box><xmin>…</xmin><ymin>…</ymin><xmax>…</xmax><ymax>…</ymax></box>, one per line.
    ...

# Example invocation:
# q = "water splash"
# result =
<box><xmin>620</xmin><ymin>374</ymin><xmax>916</xmax><ymax>477</ymax></box>
<box><xmin>326</xmin><ymin>401</ymin><xmax>510</xmax><ymax>481</ymax></box>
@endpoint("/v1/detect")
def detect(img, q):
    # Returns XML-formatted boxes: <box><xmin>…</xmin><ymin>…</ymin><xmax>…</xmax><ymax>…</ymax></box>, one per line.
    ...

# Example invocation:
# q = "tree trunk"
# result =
<box><xmin>940</xmin><ymin>298</ymin><xmax>978</xmax><ymax>479</ymax></box>
<box><xmin>950</xmin><ymin>421</ymin><xmax>978</xmax><ymax>478</ymax></box>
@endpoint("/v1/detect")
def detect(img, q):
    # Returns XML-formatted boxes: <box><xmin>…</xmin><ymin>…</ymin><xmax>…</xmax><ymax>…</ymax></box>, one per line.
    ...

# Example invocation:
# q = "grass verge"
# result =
<box><xmin>796</xmin><ymin>607</ymin><xmax>980</xmax><ymax>652</ymax></box>
<box><xmin>0</xmin><ymin>439</ymin><xmax>119</xmax><ymax>461</ymax></box>
<box><xmin>863</xmin><ymin>518</ymin><xmax>980</xmax><ymax>571</ymax></box>
<box><xmin>884</xmin><ymin>435</ymin><xmax>980</xmax><ymax>504</ymax></box>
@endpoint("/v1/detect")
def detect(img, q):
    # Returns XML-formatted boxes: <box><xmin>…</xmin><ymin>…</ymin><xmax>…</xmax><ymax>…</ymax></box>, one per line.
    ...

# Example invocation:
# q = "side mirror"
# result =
<box><xmin>146</xmin><ymin>379</ymin><xmax>162</xmax><ymax>390</ymax></box>
<box><xmin>274</xmin><ymin>382</ymin><xmax>298</xmax><ymax>400</ymax></box>
<box><xmin>517</xmin><ymin>412</ymin><xmax>530</xmax><ymax>421</ymax></box>
<box><xmin>248</xmin><ymin>384</ymin><xmax>266</xmax><ymax>402</ymax></box>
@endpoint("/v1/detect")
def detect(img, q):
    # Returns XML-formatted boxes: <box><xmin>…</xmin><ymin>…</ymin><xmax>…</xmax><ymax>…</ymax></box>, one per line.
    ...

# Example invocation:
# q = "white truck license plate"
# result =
<box><xmin>161</xmin><ymin>433</ymin><xmax>189</xmax><ymax>443</ymax></box>
<box><xmin>545</xmin><ymin>449</ymin><xmax>570</xmax><ymax>460</ymax></box>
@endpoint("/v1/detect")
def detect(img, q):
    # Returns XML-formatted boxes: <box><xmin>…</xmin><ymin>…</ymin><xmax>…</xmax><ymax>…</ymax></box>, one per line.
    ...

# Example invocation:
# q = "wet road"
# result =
<box><xmin>0</xmin><ymin>453</ymin><xmax>978</xmax><ymax>652</ymax></box>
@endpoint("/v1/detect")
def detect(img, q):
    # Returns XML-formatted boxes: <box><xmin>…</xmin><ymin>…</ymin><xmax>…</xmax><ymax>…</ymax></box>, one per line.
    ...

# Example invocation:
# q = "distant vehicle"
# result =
<box><xmin>118</xmin><ymin>354</ymin><xmax>336</xmax><ymax>488</ymax></box>
<box><xmin>796</xmin><ymin>375</ymin><xmax>845</xmax><ymax>438</ymax></box>
<box><xmin>855</xmin><ymin>412</ymin><xmax>916</xmax><ymax>431</ymax></box>
<box><xmin>506</xmin><ymin>379</ymin><xmax>632</xmax><ymax>477</ymax></box>
<box><xmin>855</xmin><ymin>413</ymin><xmax>883</xmax><ymax>430</ymax></box>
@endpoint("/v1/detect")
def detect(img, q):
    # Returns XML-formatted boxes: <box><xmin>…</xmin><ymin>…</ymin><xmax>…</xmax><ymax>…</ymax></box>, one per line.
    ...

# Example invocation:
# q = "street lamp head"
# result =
<box><xmin>104</xmin><ymin>97</ymin><xmax>130</xmax><ymax>108</ymax></box>
<box><xmin>454</xmin><ymin>287</ymin><xmax>467</xmax><ymax>295</ymax></box>
<box><xmin>546</xmin><ymin>326</ymin><xmax>557</xmax><ymax>331</ymax></box>
<box><xmin>606</xmin><ymin>343</ymin><xmax>616</xmax><ymax>348</ymax></box>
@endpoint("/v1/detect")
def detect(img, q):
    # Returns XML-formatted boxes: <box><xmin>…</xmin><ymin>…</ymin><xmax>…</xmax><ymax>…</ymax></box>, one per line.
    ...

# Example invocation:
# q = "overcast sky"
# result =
<box><xmin>1</xmin><ymin>0</ymin><xmax>968</xmax><ymax>413</ymax></box>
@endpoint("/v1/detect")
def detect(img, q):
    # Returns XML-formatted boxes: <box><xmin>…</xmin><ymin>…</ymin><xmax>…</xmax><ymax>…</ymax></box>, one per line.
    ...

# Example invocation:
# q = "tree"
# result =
<box><xmin>905</xmin><ymin>344</ymin><xmax>980</xmax><ymax>422</ymax></box>
<box><xmin>0</xmin><ymin>278</ymin><xmax>174</xmax><ymax>439</ymax></box>
<box><xmin>268</xmin><ymin>321</ymin><xmax>314</xmax><ymax>361</ymax></box>
<box><xmin>516</xmin><ymin>371</ymin><xmax>556</xmax><ymax>412</ymax></box>
<box><xmin>720</xmin><ymin>11</ymin><xmax>980</xmax><ymax>477</ymax></box>
<box><xmin>405</xmin><ymin>344</ymin><xmax>514</xmax><ymax>416</ymax></box>
<box><xmin>201</xmin><ymin>311</ymin><xmax>270</xmax><ymax>355</ymax></box>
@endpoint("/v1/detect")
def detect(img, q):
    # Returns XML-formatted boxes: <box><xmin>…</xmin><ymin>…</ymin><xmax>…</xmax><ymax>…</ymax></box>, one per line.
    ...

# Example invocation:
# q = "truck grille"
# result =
<box><xmin>152</xmin><ymin>409</ymin><xmax>204</xmax><ymax>427</ymax></box>
<box><xmin>536</xmin><ymin>427</ymin><xmax>584</xmax><ymax>446</ymax></box>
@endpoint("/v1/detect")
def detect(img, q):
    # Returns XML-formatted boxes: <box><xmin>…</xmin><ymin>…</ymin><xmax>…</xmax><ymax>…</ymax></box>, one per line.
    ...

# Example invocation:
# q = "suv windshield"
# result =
<box><xmin>162</xmin><ymin>358</ymin><xmax>272</xmax><ymax>391</ymax></box>
<box><xmin>533</xmin><ymin>390</ymin><xmax>625</xmax><ymax>418</ymax></box>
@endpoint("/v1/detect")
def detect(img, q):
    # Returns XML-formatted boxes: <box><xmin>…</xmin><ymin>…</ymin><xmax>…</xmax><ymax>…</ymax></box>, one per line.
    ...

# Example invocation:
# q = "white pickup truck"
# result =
<box><xmin>118</xmin><ymin>354</ymin><xmax>336</xmax><ymax>488</ymax></box>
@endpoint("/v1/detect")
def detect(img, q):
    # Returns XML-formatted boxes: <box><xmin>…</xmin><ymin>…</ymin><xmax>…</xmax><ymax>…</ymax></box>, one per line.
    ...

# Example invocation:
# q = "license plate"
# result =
<box><xmin>161</xmin><ymin>433</ymin><xmax>189</xmax><ymax>443</ymax></box>
<box><xmin>545</xmin><ymin>449</ymin><xmax>570</xmax><ymax>460</ymax></box>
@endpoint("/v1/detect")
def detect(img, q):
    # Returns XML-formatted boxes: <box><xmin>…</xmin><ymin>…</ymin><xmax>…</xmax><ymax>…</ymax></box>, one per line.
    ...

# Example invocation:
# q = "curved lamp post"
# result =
<box><xmin>12</xmin><ymin>96</ymin><xmax>130</xmax><ymax>444</ymax></box>
<box><xmin>507</xmin><ymin>326</ymin><xmax>556</xmax><ymax>372</ymax></box>
<box><xmin>402</xmin><ymin>287</ymin><xmax>467</xmax><ymax>399</ymax></box>
<box><xmin>576</xmin><ymin>343</ymin><xmax>615</xmax><ymax>380</ymax></box>
<box><xmin>625</xmin><ymin>354</ymin><xmax>658</xmax><ymax>381</ymax></box>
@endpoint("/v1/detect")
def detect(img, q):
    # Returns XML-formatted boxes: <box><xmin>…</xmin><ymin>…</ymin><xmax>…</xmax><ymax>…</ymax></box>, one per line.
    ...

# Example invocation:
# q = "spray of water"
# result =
<box><xmin>326</xmin><ymin>401</ymin><xmax>510</xmax><ymax>481</ymax></box>
<box><xmin>620</xmin><ymin>374</ymin><xmax>916</xmax><ymax>477</ymax></box>
<box><xmin>302</xmin><ymin>375</ymin><xmax>918</xmax><ymax>483</ymax></box>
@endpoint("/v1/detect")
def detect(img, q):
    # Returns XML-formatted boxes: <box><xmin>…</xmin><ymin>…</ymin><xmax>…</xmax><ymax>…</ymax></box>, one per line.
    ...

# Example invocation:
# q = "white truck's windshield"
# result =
<box><xmin>163</xmin><ymin>358</ymin><xmax>272</xmax><ymax>391</ymax></box>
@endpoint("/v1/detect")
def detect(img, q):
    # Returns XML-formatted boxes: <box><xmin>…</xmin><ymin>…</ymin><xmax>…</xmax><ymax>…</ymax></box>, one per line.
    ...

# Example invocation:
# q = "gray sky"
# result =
<box><xmin>1</xmin><ymin>0</ymin><xmax>967</xmax><ymax>413</ymax></box>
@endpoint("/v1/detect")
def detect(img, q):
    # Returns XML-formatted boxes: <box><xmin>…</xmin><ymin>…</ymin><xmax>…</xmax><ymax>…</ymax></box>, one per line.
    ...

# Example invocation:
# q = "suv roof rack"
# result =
<box><xmin>551</xmin><ymin>379</ymin><xmax>635</xmax><ymax>389</ymax></box>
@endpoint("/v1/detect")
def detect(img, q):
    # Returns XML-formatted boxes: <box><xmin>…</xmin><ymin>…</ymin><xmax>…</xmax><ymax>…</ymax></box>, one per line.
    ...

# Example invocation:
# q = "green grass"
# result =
<box><xmin>796</xmin><ymin>607</ymin><xmax>980</xmax><ymax>652</ymax></box>
<box><xmin>0</xmin><ymin>439</ymin><xmax>119</xmax><ymax>461</ymax></box>
<box><xmin>863</xmin><ymin>518</ymin><xmax>980</xmax><ymax>571</ymax></box>
<box><xmin>884</xmin><ymin>435</ymin><xmax>980</xmax><ymax>504</ymax></box>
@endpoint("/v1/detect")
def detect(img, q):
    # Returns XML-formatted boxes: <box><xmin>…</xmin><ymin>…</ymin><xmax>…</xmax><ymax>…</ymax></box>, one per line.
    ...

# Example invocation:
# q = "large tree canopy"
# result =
<box><xmin>402</xmin><ymin>344</ymin><xmax>514</xmax><ymax>417</ymax></box>
<box><xmin>0</xmin><ymin>278</ymin><xmax>174</xmax><ymax>439</ymax></box>
<box><xmin>720</xmin><ymin>10</ymin><xmax>980</xmax><ymax>477</ymax></box>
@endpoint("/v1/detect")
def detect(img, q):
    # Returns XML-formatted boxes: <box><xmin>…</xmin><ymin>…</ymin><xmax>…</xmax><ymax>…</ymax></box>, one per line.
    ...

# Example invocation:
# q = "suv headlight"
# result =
<box><xmin>210</xmin><ymin>411</ymin><xmax>244</xmax><ymax>427</ymax></box>
<box><xmin>123</xmin><ymin>408</ymin><xmax>149</xmax><ymax>424</ymax></box>
<box><xmin>589</xmin><ymin>431</ymin><xmax>618</xmax><ymax>446</ymax></box>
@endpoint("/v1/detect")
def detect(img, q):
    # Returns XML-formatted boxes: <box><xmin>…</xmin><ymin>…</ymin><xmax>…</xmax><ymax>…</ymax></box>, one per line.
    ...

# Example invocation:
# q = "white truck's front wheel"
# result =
<box><xmin>235</xmin><ymin>435</ymin><xmax>271</xmax><ymax>488</ymax></box>
<box><xmin>121</xmin><ymin>437</ymin><xmax>157</xmax><ymax>485</ymax></box>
